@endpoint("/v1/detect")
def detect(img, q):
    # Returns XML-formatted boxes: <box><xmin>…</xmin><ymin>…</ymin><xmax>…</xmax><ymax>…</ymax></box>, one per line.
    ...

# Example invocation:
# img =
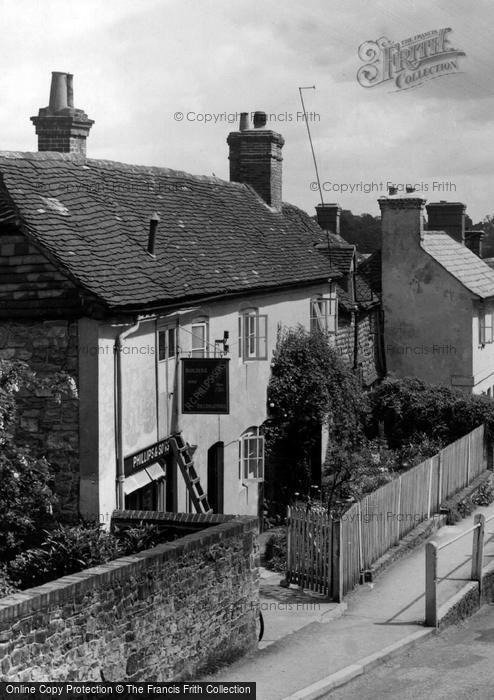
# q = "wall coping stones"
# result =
<box><xmin>0</xmin><ymin>514</ymin><xmax>258</xmax><ymax>624</ymax></box>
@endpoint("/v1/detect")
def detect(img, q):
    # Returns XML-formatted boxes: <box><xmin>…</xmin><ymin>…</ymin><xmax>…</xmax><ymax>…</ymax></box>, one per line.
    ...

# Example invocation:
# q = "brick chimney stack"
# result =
<box><xmin>426</xmin><ymin>201</ymin><xmax>466</xmax><ymax>244</ymax></box>
<box><xmin>227</xmin><ymin>111</ymin><xmax>284</xmax><ymax>211</ymax></box>
<box><xmin>315</xmin><ymin>203</ymin><xmax>341</xmax><ymax>234</ymax></box>
<box><xmin>464</xmin><ymin>230</ymin><xmax>485</xmax><ymax>257</ymax></box>
<box><xmin>31</xmin><ymin>72</ymin><xmax>94</xmax><ymax>156</ymax></box>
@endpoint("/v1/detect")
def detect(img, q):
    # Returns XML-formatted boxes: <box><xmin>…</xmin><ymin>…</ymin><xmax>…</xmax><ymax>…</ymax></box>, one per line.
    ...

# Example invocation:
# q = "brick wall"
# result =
<box><xmin>0</xmin><ymin>225</ymin><xmax>83</xmax><ymax>318</ymax></box>
<box><xmin>0</xmin><ymin>515</ymin><xmax>259</xmax><ymax>682</ymax></box>
<box><xmin>0</xmin><ymin>319</ymin><xmax>79</xmax><ymax>518</ymax></box>
<box><xmin>335</xmin><ymin>308</ymin><xmax>382</xmax><ymax>387</ymax></box>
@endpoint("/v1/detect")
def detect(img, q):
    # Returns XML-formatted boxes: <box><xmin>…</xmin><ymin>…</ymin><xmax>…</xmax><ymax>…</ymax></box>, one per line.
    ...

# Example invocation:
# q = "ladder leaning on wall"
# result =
<box><xmin>170</xmin><ymin>433</ymin><xmax>213</xmax><ymax>514</ymax></box>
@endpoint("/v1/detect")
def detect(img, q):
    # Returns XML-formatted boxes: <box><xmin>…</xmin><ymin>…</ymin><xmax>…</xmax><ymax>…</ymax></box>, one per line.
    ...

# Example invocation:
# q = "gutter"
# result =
<box><xmin>114</xmin><ymin>318</ymin><xmax>141</xmax><ymax>510</ymax></box>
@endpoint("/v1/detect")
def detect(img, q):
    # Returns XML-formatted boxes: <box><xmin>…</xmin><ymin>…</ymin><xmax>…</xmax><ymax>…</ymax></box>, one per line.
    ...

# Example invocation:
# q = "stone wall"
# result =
<box><xmin>0</xmin><ymin>515</ymin><xmax>259</xmax><ymax>682</ymax></box>
<box><xmin>0</xmin><ymin>320</ymin><xmax>79</xmax><ymax>519</ymax></box>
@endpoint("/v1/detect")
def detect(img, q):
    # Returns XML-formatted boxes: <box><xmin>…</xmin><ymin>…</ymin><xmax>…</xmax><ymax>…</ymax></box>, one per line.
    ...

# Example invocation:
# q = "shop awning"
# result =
<box><xmin>123</xmin><ymin>462</ymin><xmax>166</xmax><ymax>495</ymax></box>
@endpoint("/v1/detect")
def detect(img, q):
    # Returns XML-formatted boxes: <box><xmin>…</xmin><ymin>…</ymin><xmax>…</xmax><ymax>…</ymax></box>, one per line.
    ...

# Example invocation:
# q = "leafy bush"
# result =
<box><xmin>116</xmin><ymin>523</ymin><xmax>161</xmax><ymax>555</ymax></box>
<box><xmin>0</xmin><ymin>564</ymin><xmax>17</xmax><ymax>597</ymax></box>
<box><xmin>369</xmin><ymin>377</ymin><xmax>494</xmax><ymax>447</ymax></box>
<box><xmin>265</xmin><ymin>326</ymin><xmax>368</xmax><ymax>508</ymax></box>
<box><xmin>7</xmin><ymin>523</ymin><xmax>122</xmax><ymax>589</ymax></box>
<box><xmin>0</xmin><ymin>360</ymin><xmax>78</xmax><ymax>560</ymax></box>
<box><xmin>263</xmin><ymin>530</ymin><xmax>287</xmax><ymax>573</ymax></box>
<box><xmin>472</xmin><ymin>475</ymin><xmax>494</xmax><ymax>507</ymax></box>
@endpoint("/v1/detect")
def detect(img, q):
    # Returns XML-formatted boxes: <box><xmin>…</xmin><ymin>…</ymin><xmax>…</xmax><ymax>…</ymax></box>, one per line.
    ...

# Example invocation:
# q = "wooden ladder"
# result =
<box><xmin>170</xmin><ymin>433</ymin><xmax>213</xmax><ymax>514</ymax></box>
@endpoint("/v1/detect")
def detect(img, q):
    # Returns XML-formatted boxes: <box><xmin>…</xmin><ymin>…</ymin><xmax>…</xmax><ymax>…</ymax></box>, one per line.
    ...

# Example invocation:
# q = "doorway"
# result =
<box><xmin>207</xmin><ymin>442</ymin><xmax>224</xmax><ymax>514</ymax></box>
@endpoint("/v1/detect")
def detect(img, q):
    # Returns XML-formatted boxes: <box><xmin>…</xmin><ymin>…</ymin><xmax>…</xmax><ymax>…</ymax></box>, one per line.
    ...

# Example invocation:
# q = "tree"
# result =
<box><xmin>0</xmin><ymin>360</ymin><xmax>75</xmax><ymax>560</ymax></box>
<box><xmin>264</xmin><ymin>327</ymin><xmax>369</xmax><ymax>512</ymax></box>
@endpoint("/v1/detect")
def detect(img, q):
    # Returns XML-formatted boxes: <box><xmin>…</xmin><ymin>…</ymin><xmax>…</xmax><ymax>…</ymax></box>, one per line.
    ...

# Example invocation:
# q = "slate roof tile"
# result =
<box><xmin>422</xmin><ymin>232</ymin><xmax>494</xmax><ymax>299</ymax></box>
<box><xmin>0</xmin><ymin>152</ymin><xmax>339</xmax><ymax>311</ymax></box>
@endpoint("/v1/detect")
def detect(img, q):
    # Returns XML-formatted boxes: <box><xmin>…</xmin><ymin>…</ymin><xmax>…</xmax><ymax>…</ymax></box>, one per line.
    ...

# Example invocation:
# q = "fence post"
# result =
<box><xmin>425</xmin><ymin>541</ymin><xmax>438</xmax><ymax>627</ymax></box>
<box><xmin>331</xmin><ymin>519</ymin><xmax>343</xmax><ymax>603</ymax></box>
<box><xmin>437</xmin><ymin>453</ymin><xmax>443</xmax><ymax>506</ymax></box>
<box><xmin>471</xmin><ymin>513</ymin><xmax>485</xmax><ymax>592</ymax></box>
<box><xmin>285</xmin><ymin>506</ymin><xmax>292</xmax><ymax>585</ymax></box>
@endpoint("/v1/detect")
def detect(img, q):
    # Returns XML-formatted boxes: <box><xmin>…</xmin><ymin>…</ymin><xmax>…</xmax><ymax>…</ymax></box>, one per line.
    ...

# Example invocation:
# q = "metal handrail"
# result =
<box><xmin>436</xmin><ymin>523</ymin><xmax>481</xmax><ymax>551</ymax></box>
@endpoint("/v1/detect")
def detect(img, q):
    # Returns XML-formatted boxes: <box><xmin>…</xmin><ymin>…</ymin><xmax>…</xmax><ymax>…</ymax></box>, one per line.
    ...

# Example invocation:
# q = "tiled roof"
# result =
<box><xmin>357</xmin><ymin>250</ymin><xmax>381</xmax><ymax>297</ymax></box>
<box><xmin>422</xmin><ymin>232</ymin><xmax>494</xmax><ymax>299</ymax></box>
<box><xmin>316</xmin><ymin>246</ymin><xmax>354</xmax><ymax>274</ymax></box>
<box><xmin>0</xmin><ymin>152</ymin><xmax>339</xmax><ymax>311</ymax></box>
<box><xmin>482</xmin><ymin>257</ymin><xmax>494</xmax><ymax>271</ymax></box>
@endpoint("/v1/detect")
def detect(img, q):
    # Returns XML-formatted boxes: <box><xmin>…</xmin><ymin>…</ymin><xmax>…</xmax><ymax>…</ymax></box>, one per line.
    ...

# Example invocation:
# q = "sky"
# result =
<box><xmin>0</xmin><ymin>0</ymin><xmax>493</xmax><ymax>221</ymax></box>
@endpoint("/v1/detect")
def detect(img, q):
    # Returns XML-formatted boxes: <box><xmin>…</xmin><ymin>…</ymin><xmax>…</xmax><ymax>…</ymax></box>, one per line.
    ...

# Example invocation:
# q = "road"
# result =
<box><xmin>326</xmin><ymin>603</ymin><xmax>494</xmax><ymax>700</ymax></box>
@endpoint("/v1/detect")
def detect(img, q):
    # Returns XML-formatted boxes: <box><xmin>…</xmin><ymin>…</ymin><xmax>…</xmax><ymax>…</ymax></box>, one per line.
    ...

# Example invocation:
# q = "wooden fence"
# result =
<box><xmin>286</xmin><ymin>505</ymin><xmax>333</xmax><ymax>596</ymax></box>
<box><xmin>286</xmin><ymin>424</ymin><xmax>488</xmax><ymax>600</ymax></box>
<box><xmin>339</xmin><ymin>424</ymin><xmax>487</xmax><ymax>596</ymax></box>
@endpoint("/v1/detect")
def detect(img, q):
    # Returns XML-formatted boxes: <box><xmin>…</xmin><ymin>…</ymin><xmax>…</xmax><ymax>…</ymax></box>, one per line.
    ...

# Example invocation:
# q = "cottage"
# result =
<box><xmin>380</xmin><ymin>190</ymin><xmax>494</xmax><ymax>394</ymax></box>
<box><xmin>2</xmin><ymin>72</ymin><xmax>384</xmax><ymax>521</ymax></box>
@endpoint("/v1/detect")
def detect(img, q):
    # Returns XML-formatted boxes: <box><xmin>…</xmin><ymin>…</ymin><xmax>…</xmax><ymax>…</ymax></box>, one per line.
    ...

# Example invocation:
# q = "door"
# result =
<box><xmin>207</xmin><ymin>442</ymin><xmax>224</xmax><ymax>514</ymax></box>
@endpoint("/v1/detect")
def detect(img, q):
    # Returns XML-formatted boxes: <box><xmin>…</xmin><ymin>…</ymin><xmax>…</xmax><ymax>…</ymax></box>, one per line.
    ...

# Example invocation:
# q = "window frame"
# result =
<box><xmin>190</xmin><ymin>319</ymin><xmax>209</xmax><ymax>358</ymax></box>
<box><xmin>479</xmin><ymin>308</ymin><xmax>494</xmax><ymax>346</ymax></box>
<box><xmin>238</xmin><ymin>309</ymin><xmax>268</xmax><ymax>361</ymax></box>
<box><xmin>158</xmin><ymin>326</ymin><xmax>177</xmax><ymax>362</ymax></box>
<box><xmin>239</xmin><ymin>426</ymin><xmax>265</xmax><ymax>482</ymax></box>
<box><xmin>310</xmin><ymin>294</ymin><xmax>338</xmax><ymax>334</ymax></box>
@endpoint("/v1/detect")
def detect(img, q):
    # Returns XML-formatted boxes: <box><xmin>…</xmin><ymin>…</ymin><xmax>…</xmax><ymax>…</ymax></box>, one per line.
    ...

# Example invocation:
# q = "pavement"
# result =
<box><xmin>202</xmin><ymin>502</ymin><xmax>494</xmax><ymax>700</ymax></box>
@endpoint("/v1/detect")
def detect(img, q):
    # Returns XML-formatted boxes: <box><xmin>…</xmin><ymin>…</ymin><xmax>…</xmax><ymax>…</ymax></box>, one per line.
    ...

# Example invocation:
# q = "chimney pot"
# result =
<box><xmin>31</xmin><ymin>72</ymin><xmax>94</xmax><ymax>156</ymax></box>
<box><xmin>239</xmin><ymin>112</ymin><xmax>250</xmax><ymax>131</ymax></box>
<box><xmin>48</xmin><ymin>71</ymin><xmax>69</xmax><ymax>112</ymax></box>
<box><xmin>253</xmin><ymin>111</ymin><xmax>267</xmax><ymax>128</ymax></box>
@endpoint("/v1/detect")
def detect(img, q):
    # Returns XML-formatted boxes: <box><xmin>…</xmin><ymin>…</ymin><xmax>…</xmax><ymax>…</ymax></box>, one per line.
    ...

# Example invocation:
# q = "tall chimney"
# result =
<box><xmin>465</xmin><ymin>230</ymin><xmax>485</xmax><ymax>257</ymax></box>
<box><xmin>426</xmin><ymin>201</ymin><xmax>466</xmax><ymax>244</ymax></box>
<box><xmin>31</xmin><ymin>72</ymin><xmax>94</xmax><ymax>156</ymax></box>
<box><xmin>379</xmin><ymin>192</ymin><xmax>426</xmax><ymax>253</ymax></box>
<box><xmin>315</xmin><ymin>203</ymin><xmax>341</xmax><ymax>234</ymax></box>
<box><xmin>227</xmin><ymin>111</ymin><xmax>284</xmax><ymax>211</ymax></box>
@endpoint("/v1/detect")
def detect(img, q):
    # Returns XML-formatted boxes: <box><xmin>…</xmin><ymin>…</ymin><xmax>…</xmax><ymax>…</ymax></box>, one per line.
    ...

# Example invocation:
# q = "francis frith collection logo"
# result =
<box><xmin>357</xmin><ymin>28</ymin><xmax>465</xmax><ymax>90</ymax></box>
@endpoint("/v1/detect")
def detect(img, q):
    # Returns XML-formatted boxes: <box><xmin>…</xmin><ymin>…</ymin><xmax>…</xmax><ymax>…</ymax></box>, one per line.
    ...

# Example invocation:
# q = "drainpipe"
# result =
<box><xmin>114</xmin><ymin>318</ymin><xmax>141</xmax><ymax>510</ymax></box>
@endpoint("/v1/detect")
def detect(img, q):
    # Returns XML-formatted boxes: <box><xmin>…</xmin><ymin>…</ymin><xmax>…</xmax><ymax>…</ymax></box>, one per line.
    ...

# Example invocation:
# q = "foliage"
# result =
<box><xmin>340</xmin><ymin>210</ymin><xmax>381</xmax><ymax>253</ymax></box>
<box><xmin>264</xmin><ymin>327</ymin><xmax>368</xmax><ymax>509</ymax></box>
<box><xmin>263</xmin><ymin>529</ymin><xmax>287</xmax><ymax>573</ymax></box>
<box><xmin>472</xmin><ymin>474</ymin><xmax>494</xmax><ymax>507</ymax></box>
<box><xmin>368</xmin><ymin>377</ymin><xmax>494</xmax><ymax>448</ymax></box>
<box><xmin>0</xmin><ymin>360</ymin><xmax>66</xmax><ymax>560</ymax></box>
<box><xmin>7</xmin><ymin>523</ymin><xmax>122</xmax><ymax>589</ymax></box>
<box><xmin>0</xmin><ymin>564</ymin><xmax>17</xmax><ymax>597</ymax></box>
<box><xmin>116</xmin><ymin>523</ymin><xmax>161</xmax><ymax>555</ymax></box>
<box><xmin>6</xmin><ymin>521</ymin><xmax>164</xmax><ymax>591</ymax></box>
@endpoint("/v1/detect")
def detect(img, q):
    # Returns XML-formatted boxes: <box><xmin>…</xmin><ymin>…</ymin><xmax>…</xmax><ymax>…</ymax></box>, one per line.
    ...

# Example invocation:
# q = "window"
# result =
<box><xmin>239</xmin><ymin>427</ymin><xmax>264</xmax><ymax>481</ymax></box>
<box><xmin>479</xmin><ymin>310</ymin><xmax>494</xmax><ymax>345</ymax></box>
<box><xmin>158</xmin><ymin>327</ymin><xmax>176</xmax><ymax>361</ymax></box>
<box><xmin>191</xmin><ymin>320</ymin><xmax>208</xmax><ymax>358</ymax></box>
<box><xmin>310</xmin><ymin>294</ymin><xmax>338</xmax><ymax>334</ymax></box>
<box><xmin>238</xmin><ymin>310</ymin><xmax>268</xmax><ymax>360</ymax></box>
